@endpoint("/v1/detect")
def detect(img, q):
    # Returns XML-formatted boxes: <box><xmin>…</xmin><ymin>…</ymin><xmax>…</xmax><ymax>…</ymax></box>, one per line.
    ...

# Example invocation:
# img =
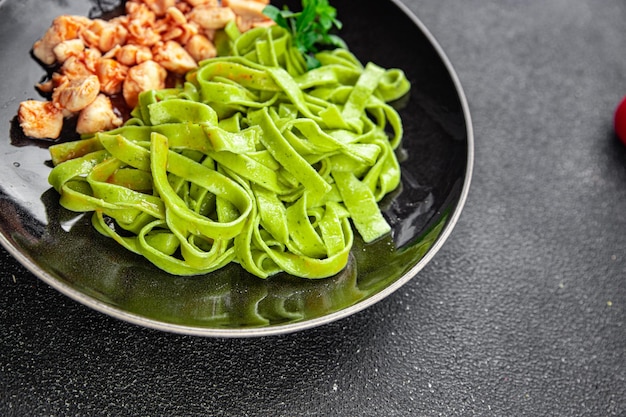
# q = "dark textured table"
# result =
<box><xmin>2</xmin><ymin>0</ymin><xmax>625</xmax><ymax>416</ymax></box>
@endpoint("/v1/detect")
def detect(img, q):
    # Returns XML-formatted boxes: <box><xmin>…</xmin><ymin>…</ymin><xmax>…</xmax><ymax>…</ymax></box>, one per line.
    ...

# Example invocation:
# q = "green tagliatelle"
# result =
<box><xmin>47</xmin><ymin>23</ymin><xmax>411</xmax><ymax>279</ymax></box>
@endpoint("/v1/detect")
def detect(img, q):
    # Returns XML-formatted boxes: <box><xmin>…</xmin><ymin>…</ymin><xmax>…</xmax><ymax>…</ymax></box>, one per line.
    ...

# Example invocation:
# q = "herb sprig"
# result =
<box><xmin>263</xmin><ymin>0</ymin><xmax>346</xmax><ymax>70</ymax></box>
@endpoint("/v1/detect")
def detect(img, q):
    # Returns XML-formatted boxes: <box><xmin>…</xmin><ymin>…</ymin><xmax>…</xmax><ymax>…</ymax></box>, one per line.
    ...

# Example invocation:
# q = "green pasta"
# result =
<box><xmin>47</xmin><ymin>23</ymin><xmax>411</xmax><ymax>279</ymax></box>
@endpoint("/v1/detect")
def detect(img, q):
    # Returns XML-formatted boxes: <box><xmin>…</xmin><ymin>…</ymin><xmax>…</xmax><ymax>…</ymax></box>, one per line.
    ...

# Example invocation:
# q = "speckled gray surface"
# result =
<box><xmin>1</xmin><ymin>0</ymin><xmax>626</xmax><ymax>416</ymax></box>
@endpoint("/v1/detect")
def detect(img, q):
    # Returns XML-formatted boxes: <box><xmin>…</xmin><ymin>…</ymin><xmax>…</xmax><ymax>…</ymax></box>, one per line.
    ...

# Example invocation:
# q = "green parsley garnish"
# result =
<box><xmin>263</xmin><ymin>0</ymin><xmax>346</xmax><ymax>69</ymax></box>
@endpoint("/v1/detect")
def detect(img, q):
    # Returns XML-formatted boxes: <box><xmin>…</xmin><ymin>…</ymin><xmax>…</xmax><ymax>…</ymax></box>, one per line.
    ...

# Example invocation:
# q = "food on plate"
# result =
<box><xmin>18</xmin><ymin>0</ymin><xmax>274</xmax><ymax>140</ymax></box>
<box><xmin>17</xmin><ymin>100</ymin><xmax>64</xmax><ymax>139</ymax></box>
<box><xmin>34</xmin><ymin>0</ymin><xmax>411</xmax><ymax>279</ymax></box>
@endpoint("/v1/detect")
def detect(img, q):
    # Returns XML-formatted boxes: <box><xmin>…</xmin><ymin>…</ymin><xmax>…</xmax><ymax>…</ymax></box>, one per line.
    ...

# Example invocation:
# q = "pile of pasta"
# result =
<box><xmin>48</xmin><ymin>23</ymin><xmax>411</xmax><ymax>278</ymax></box>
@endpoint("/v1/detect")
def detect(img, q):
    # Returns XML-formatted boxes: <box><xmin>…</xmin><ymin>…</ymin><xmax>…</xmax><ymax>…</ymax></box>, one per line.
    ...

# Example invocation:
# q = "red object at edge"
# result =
<box><xmin>614</xmin><ymin>96</ymin><xmax>626</xmax><ymax>145</ymax></box>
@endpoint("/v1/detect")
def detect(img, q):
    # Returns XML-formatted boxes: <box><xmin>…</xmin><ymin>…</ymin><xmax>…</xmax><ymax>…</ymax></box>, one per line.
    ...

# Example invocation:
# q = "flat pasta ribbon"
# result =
<box><xmin>47</xmin><ymin>24</ymin><xmax>410</xmax><ymax>279</ymax></box>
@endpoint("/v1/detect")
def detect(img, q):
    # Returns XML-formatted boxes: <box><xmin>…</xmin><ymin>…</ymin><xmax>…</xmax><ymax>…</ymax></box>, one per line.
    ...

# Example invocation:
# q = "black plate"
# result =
<box><xmin>0</xmin><ymin>0</ymin><xmax>473</xmax><ymax>336</ymax></box>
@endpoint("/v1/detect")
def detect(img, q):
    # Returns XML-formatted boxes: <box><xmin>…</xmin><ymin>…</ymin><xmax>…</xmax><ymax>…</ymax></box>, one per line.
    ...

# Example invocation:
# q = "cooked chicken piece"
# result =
<box><xmin>108</xmin><ymin>15</ymin><xmax>130</xmax><ymax>28</ymax></box>
<box><xmin>162</xmin><ymin>27</ymin><xmax>185</xmax><ymax>43</ymax></box>
<box><xmin>165</xmin><ymin>6</ymin><xmax>187</xmax><ymax>25</ymax></box>
<box><xmin>58</xmin><ymin>45</ymin><xmax>103</xmax><ymax>82</ymax></box>
<box><xmin>18</xmin><ymin>100</ymin><xmax>64</xmax><ymax>139</ymax></box>
<box><xmin>114</xmin><ymin>44</ymin><xmax>154</xmax><ymax>66</ymax></box>
<box><xmin>81</xmin><ymin>48</ymin><xmax>103</xmax><ymax>74</ymax></box>
<box><xmin>152</xmin><ymin>40</ymin><xmax>197</xmax><ymax>74</ymax></box>
<box><xmin>222</xmin><ymin>0</ymin><xmax>268</xmax><ymax>20</ymax></box>
<box><xmin>81</xmin><ymin>19</ymin><xmax>128</xmax><ymax>53</ymax></box>
<box><xmin>252</xmin><ymin>18</ymin><xmax>275</xmax><ymax>28</ymax></box>
<box><xmin>76</xmin><ymin>94</ymin><xmax>123</xmax><ymax>135</ymax></box>
<box><xmin>126</xmin><ymin>21</ymin><xmax>162</xmax><ymax>47</ymax></box>
<box><xmin>126</xmin><ymin>1</ymin><xmax>157</xmax><ymax>27</ymax></box>
<box><xmin>236</xmin><ymin>15</ymin><xmax>274</xmax><ymax>32</ymax></box>
<box><xmin>32</xmin><ymin>16</ymin><xmax>90</xmax><ymax>65</ymax></box>
<box><xmin>44</xmin><ymin>74</ymin><xmax>79</xmax><ymax>118</ymax></box>
<box><xmin>183</xmin><ymin>0</ymin><xmax>219</xmax><ymax>7</ymax></box>
<box><xmin>172</xmin><ymin>22</ymin><xmax>200</xmax><ymax>45</ymax></box>
<box><xmin>79</xmin><ymin>29</ymin><xmax>100</xmax><ymax>52</ymax></box>
<box><xmin>101</xmin><ymin>44</ymin><xmax>120</xmax><ymax>59</ymax></box>
<box><xmin>123</xmin><ymin>60</ymin><xmax>167</xmax><ymax>108</ymax></box>
<box><xmin>222</xmin><ymin>0</ymin><xmax>272</xmax><ymax>32</ymax></box>
<box><xmin>100</xmin><ymin>21</ymin><xmax>129</xmax><ymax>53</ymax></box>
<box><xmin>32</xmin><ymin>15</ymin><xmax>91</xmax><ymax>65</ymax></box>
<box><xmin>60</xmin><ymin>55</ymin><xmax>93</xmax><ymax>80</ymax></box>
<box><xmin>52</xmin><ymin>39</ymin><xmax>85</xmax><ymax>63</ymax></box>
<box><xmin>52</xmin><ymin>75</ymin><xmax>101</xmax><ymax>113</ymax></box>
<box><xmin>142</xmin><ymin>0</ymin><xmax>177</xmax><ymax>17</ymax></box>
<box><xmin>187</xmin><ymin>5</ymin><xmax>237</xmax><ymax>30</ymax></box>
<box><xmin>95</xmin><ymin>58</ymin><xmax>129</xmax><ymax>95</ymax></box>
<box><xmin>44</xmin><ymin>73</ymin><xmax>70</xmax><ymax>97</ymax></box>
<box><xmin>125</xmin><ymin>2</ymin><xmax>161</xmax><ymax>46</ymax></box>
<box><xmin>174</xmin><ymin>1</ymin><xmax>192</xmax><ymax>14</ymax></box>
<box><xmin>184</xmin><ymin>34</ymin><xmax>216</xmax><ymax>62</ymax></box>
<box><xmin>158</xmin><ymin>8</ymin><xmax>197</xmax><ymax>44</ymax></box>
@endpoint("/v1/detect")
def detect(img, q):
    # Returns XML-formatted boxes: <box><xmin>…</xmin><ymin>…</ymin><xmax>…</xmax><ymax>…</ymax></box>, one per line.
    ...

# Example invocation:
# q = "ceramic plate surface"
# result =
<box><xmin>0</xmin><ymin>0</ymin><xmax>473</xmax><ymax>337</ymax></box>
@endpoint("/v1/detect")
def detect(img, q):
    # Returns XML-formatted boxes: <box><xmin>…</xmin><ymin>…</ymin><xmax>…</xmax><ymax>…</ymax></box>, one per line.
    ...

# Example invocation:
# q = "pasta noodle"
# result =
<box><xmin>47</xmin><ymin>23</ymin><xmax>411</xmax><ymax>279</ymax></box>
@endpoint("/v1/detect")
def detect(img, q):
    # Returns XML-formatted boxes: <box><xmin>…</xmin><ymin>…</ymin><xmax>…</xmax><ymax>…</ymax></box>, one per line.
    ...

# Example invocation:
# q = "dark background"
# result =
<box><xmin>2</xmin><ymin>0</ymin><xmax>625</xmax><ymax>415</ymax></box>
